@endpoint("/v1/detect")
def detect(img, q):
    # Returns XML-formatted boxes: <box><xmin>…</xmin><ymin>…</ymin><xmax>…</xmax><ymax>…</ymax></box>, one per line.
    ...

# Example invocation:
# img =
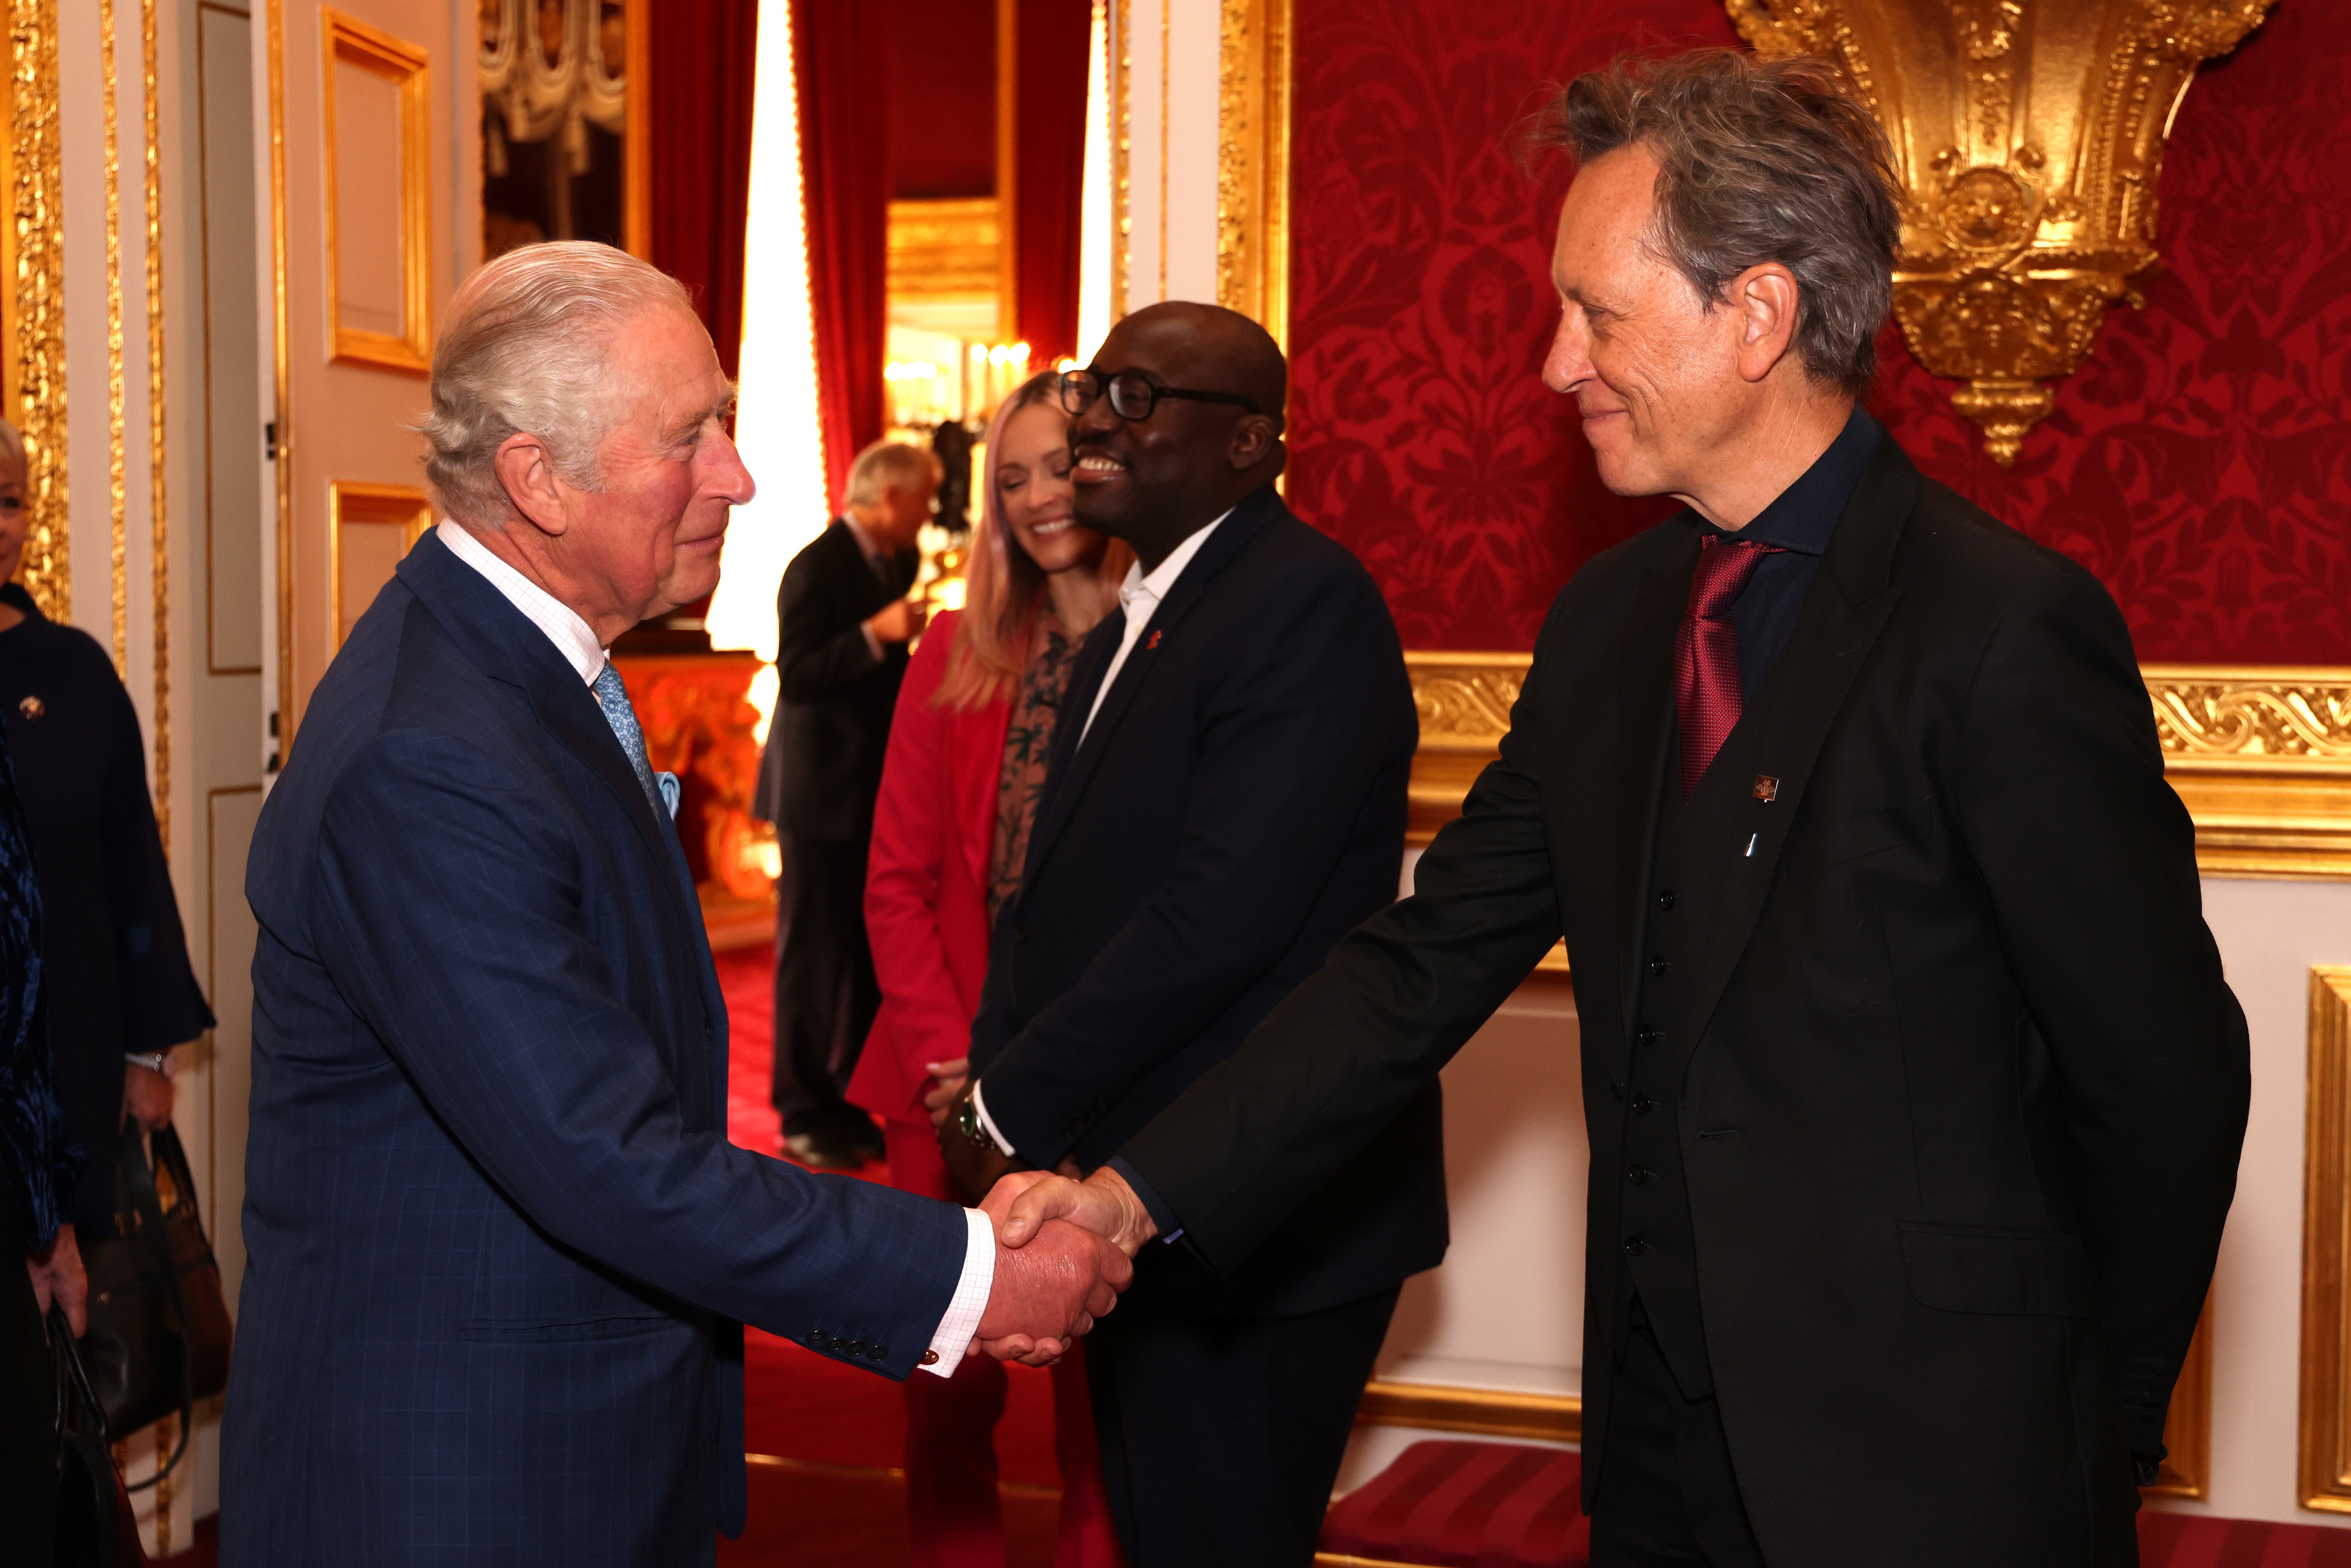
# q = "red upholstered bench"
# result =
<box><xmin>2139</xmin><ymin>1511</ymin><xmax>2351</xmax><ymax>1565</ymax></box>
<box><xmin>1318</xmin><ymin>1440</ymin><xmax>1589</xmax><ymax>1568</ymax></box>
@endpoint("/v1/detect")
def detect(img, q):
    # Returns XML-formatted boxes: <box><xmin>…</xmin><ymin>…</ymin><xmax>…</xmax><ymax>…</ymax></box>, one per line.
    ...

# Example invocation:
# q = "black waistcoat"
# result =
<box><xmin>1613</xmin><ymin>713</ymin><xmax>1780</xmax><ymax>1399</ymax></box>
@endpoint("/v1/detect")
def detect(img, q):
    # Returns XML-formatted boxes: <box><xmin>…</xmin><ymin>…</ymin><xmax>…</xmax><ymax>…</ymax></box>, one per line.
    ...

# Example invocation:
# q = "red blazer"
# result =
<box><xmin>848</xmin><ymin>608</ymin><xmax>1014</xmax><ymax>1130</ymax></box>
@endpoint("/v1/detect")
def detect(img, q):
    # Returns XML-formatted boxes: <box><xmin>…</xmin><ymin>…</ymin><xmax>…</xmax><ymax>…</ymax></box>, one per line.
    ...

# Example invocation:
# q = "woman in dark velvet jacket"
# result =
<box><xmin>0</xmin><ymin>418</ymin><xmax>210</xmax><ymax>1245</ymax></box>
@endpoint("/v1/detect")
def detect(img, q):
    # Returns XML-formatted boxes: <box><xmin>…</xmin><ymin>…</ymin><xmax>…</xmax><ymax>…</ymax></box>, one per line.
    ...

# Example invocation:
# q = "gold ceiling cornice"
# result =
<box><xmin>1728</xmin><ymin>0</ymin><xmax>2276</xmax><ymax>464</ymax></box>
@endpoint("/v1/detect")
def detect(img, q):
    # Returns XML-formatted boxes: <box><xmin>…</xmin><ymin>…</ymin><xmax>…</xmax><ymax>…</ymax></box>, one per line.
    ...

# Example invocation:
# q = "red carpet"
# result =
<box><xmin>715</xmin><ymin>945</ymin><xmax>1068</xmax><ymax>1564</ymax></box>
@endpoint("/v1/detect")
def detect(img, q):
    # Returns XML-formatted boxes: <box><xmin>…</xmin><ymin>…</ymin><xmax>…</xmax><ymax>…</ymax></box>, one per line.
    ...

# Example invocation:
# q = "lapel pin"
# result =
<box><xmin>16</xmin><ymin>695</ymin><xmax>41</xmax><ymax>720</ymax></box>
<box><xmin>1751</xmin><ymin>775</ymin><xmax>1779</xmax><ymax>802</ymax></box>
<box><xmin>1146</xmin><ymin>630</ymin><xmax>1162</xmax><ymax>650</ymax></box>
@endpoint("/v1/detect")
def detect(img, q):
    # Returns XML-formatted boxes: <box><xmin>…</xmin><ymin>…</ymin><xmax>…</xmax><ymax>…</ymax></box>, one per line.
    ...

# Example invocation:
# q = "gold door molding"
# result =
<box><xmin>1216</xmin><ymin>0</ymin><xmax>1291</xmax><ymax>353</ymax></box>
<box><xmin>1407</xmin><ymin>655</ymin><xmax>2351</xmax><ymax>882</ymax></box>
<box><xmin>7</xmin><ymin>0</ymin><xmax>66</xmax><ymax>622</ymax></box>
<box><xmin>2147</xmin><ymin>1291</ymin><xmax>2213</xmax><ymax>1499</ymax></box>
<box><xmin>321</xmin><ymin>8</ymin><xmax>431</xmax><ymax>375</ymax></box>
<box><xmin>2302</xmin><ymin>965</ymin><xmax>2351</xmax><ymax>1511</ymax></box>
<box><xmin>326</xmin><ymin>480</ymin><xmax>428</xmax><ymax>647</ymax></box>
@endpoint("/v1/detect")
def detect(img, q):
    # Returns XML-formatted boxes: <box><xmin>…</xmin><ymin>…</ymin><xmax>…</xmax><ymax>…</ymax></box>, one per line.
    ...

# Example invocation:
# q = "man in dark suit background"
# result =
<box><xmin>1002</xmin><ymin>54</ymin><xmax>2250</xmax><ymax>1568</ymax></box>
<box><xmin>936</xmin><ymin>303</ymin><xmax>1440</xmax><ymax>1567</ymax></box>
<box><xmin>757</xmin><ymin>441</ymin><xmax>937</xmax><ymax>1168</ymax></box>
<box><xmin>227</xmin><ymin>244</ymin><xmax>1127</xmax><ymax>1565</ymax></box>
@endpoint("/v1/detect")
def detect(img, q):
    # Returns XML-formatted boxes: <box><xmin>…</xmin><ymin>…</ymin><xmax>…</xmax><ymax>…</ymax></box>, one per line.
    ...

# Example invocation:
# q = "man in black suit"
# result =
<box><xmin>757</xmin><ymin>441</ymin><xmax>937</xmax><ymax>1168</ymax></box>
<box><xmin>937</xmin><ymin>303</ymin><xmax>1441</xmax><ymax>1567</ymax></box>
<box><xmin>1000</xmin><ymin>53</ymin><xmax>2250</xmax><ymax>1567</ymax></box>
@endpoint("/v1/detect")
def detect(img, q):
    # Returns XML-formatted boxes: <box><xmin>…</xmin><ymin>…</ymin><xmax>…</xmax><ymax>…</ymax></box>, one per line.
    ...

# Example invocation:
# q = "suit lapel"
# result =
<box><xmin>1611</xmin><ymin>526</ymin><xmax>1702</xmax><ymax>1048</ymax></box>
<box><xmin>1666</xmin><ymin>435</ymin><xmax>1918</xmax><ymax>1071</ymax></box>
<box><xmin>1022</xmin><ymin>489</ymin><xmax>1279</xmax><ymax>890</ymax></box>
<box><xmin>395</xmin><ymin>533</ymin><xmax>703</xmax><ymax>951</ymax></box>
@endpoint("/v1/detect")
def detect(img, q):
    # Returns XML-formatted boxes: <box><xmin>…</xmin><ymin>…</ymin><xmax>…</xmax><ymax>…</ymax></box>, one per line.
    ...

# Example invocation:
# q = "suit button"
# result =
<box><xmin>869</xmin><ymin>1345</ymin><xmax>888</xmax><ymax>1362</ymax></box>
<box><xmin>811</xmin><ymin>1330</ymin><xmax>831</xmax><ymax>1348</ymax></box>
<box><xmin>1625</xmin><ymin>1236</ymin><xmax>1649</xmax><ymax>1257</ymax></box>
<box><xmin>1648</xmin><ymin>956</ymin><xmax>1670</xmax><ymax>977</ymax></box>
<box><xmin>1657</xmin><ymin>889</ymin><xmax>1676</xmax><ymax>910</ymax></box>
<box><xmin>1628</xmin><ymin>1164</ymin><xmax>1651</xmax><ymax>1185</ymax></box>
<box><xmin>1631</xmin><ymin>1095</ymin><xmax>1654</xmax><ymax>1115</ymax></box>
<box><xmin>1635</xmin><ymin>1026</ymin><xmax>1654</xmax><ymax>1047</ymax></box>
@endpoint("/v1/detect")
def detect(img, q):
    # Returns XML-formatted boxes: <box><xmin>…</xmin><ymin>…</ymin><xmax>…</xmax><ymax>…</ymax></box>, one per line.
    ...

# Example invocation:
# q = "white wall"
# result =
<box><xmin>1113</xmin><ymin>0</ymin><xmax>1226</xmax><ymax>312</ymax></box>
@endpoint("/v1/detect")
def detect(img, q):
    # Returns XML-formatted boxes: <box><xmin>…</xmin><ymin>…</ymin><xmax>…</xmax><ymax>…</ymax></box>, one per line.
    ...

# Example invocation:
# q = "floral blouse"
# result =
<box><xmin>988</xmin><ymin>608</ymin><xmax>1082</xmax><ymax>923</ymax></box>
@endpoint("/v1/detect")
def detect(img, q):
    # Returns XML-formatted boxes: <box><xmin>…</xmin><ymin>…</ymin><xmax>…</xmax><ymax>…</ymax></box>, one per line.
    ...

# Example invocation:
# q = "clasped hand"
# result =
<box><xmin>970</xmin><ymin>1167</ymin><xmax>1161</xmax><ymax>1367</ymax></box>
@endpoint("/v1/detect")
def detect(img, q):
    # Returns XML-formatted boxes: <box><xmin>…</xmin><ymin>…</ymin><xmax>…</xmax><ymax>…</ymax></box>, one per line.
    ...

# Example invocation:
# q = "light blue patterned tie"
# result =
<box><xmin>591</xmin><ymin>662</ymin><xmax>678</xmax><ymax>819</ymax></box>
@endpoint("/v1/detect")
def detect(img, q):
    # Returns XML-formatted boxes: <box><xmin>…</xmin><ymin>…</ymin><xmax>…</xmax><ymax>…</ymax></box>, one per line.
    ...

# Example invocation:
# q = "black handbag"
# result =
<box><xmin>76</xmin><ymin>1124</ymin><xmax>233</xmax><ymax>1485</ymax></box>
<box><xmin>49</xmin><ymin>1303</ymin><xmax>147</xmax><ymax>1568</ymax></box>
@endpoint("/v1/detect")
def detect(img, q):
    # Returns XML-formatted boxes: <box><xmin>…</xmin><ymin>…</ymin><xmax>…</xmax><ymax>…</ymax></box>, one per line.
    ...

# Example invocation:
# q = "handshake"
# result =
<box><xmin>967</xmin><ymin>1167</ymin><xmax>1163</xmax><ymax>1365</ymax></box>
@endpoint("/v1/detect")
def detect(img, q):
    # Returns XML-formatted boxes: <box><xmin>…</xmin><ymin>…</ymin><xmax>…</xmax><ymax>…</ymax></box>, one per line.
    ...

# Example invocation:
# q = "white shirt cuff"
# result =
<box><xmin>921</xmin><ymin>1206</ymin><xmax>997</xmax><ymax>1378</ymax></box>
<box><xmin>968</xmin><ymin>1080</ymin><xmax>1017</xmax><ymax>1157</ymax></box>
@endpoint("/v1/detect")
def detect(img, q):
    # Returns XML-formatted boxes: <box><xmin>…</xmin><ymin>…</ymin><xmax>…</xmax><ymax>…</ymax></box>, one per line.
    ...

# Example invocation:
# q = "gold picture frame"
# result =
<box><xmin>321</xmin><ymin>8</ymin><xmax>432</xmax><ymax>375</ymax></box>
<box><xmin>2301</xmin><ymin>965</ymin><xmax>2351</xmax><ymax>1511</ymax></box>
<box><xmin>1215</xmin><ymin>0</ymin><xmax>1290</xmax><ymax>354</ymax></box>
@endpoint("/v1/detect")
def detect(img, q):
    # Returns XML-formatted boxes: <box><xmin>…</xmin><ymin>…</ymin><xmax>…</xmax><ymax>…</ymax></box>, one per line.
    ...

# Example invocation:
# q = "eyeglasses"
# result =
<box><xmin>1058</xmin><ymin>368</ymin><xmax>1261</xmax><ymax>422</ymax></box>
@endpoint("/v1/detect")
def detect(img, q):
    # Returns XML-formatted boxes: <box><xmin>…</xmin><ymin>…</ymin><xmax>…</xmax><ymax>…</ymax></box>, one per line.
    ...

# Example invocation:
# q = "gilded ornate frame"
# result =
<box><xmin>2301</xmin><ymin>965</ymin><xmax>2351</xmax><ymax>1511</ymax></box>
<box><xmin>320</xmin><ymin>7</ymin><xmax>432</xmax><ymax>376</ymax></box>
<box><xmin>8</xmin><ymin>0</ymin><xmax>66</xmax><ymax>622</ymax></box>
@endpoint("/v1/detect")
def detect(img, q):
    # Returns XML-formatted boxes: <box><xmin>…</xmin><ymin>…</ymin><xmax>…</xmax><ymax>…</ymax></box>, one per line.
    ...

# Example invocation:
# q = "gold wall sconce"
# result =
<box><xmin>1729</xmin><ymin>0</ymin><xmax>2276</xmax><ymax>465</ymax></box>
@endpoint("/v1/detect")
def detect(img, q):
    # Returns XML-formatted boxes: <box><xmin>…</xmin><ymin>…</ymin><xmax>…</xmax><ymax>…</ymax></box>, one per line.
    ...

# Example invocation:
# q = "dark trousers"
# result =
<box><xmin>1087</xmin><ymin>1287</ymin><xmax>1400</xmax><ymax>1568</ymax></box>
<box><xmin>771</xmin><ymin>832</ymin><xmax>881</xmax><ymax>1134</ymax></box>
<box><xmin>3</xmin><ymin>1188</ymin><xmax>57</xmax><ymax>1564</ymax></box>
<box><xmin>1589</xmin><ymin>1300</ymin><xmax>1766</xmax><ymax>1568</ymax></box>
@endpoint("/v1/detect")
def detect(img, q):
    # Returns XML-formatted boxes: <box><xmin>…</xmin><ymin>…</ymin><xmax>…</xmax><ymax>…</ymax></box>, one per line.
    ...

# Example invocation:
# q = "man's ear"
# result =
<box><xmin>1228</xmin><ymin>414</ymin><xmax>1281</xmax><ymax>472</ymax></box>
<box><xmin>1731</xmin><ymin>263</ymin><xmax>1802</xmax><ymax>386</ymax></box>
<box><xmin>492</xmin><ymin>432</ymin><xmax>570</xmax><ymax>536</ymax></box>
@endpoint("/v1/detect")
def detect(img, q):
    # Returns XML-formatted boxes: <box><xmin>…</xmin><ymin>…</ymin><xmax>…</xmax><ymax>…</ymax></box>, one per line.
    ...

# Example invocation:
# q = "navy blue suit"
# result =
<box><xmin>224</xmin><ymin>532</ymin><xmax>969</xmax><ymax>1565</ymax></box>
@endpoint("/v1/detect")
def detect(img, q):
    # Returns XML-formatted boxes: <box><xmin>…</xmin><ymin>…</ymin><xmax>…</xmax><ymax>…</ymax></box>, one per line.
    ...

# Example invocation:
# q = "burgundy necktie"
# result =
<box><xmin>1674</xmin><ymin>534</ymin><xmax>1783</xmax><ymax>798</ymax></box>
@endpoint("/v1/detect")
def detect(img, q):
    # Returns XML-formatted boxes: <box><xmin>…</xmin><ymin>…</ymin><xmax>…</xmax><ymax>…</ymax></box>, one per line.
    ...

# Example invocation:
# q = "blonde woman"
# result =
<box><xmin>850</xmin><ymin>372</ymin><xmax>1129</xmax><ymax>1567</ymax></box>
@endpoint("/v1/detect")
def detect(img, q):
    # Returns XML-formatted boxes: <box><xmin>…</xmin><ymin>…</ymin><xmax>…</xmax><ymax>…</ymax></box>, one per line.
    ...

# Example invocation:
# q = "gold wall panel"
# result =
<box><xmin>887</xmin><ymin>198</ymin><xmax>1003</xmax><ymax>310</ymax></box>
<box><xmin>1216</xmin><ymin>0</ymin><xmax>1291</xmax><ymax>353</ymax></box>
<box><xmin>1729</xmin><ymin>0</ymin><xmax>2276</xmax><ymax>465</ymax></box>
<box><xmin>1409</xmin><ymin>655</ymin><xmax>2351</xmax><ymax>882</ymax></box>
<box><xmin>8</xmin><ymin>0</ymin><xmax>66</xmax><ymax>622</ymax></box>
<box><xmin>321</xmin><ymin>9</ymin><xmax>431</xmax><ymax>375</ymax></box>
<box><xmin>2302</xmin><ymin>965</ymin><xmax>2351</xmax><ymax>1512</ymax></box>
<box><xmin>326</xmin><ymin>480</ymin><xmax>428</xmax><ymax>648</ymax></box>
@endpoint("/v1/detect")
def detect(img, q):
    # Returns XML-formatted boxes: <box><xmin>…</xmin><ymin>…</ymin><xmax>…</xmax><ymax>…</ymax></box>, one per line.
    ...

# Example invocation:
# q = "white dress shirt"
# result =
<box><xmin>967</xmin><ymin>507</ymin><xmax>1237</xmax><ymax>1161</ymax></box>
<box><xmin>1077</xmin><ymin>507</ymin><xmax>1234</xmax><ymax>746</ymax></box>
<box><xmin>436</xmin><ymin>519</ymin><xmax>995</xmax><ymax>1376</ymax></box>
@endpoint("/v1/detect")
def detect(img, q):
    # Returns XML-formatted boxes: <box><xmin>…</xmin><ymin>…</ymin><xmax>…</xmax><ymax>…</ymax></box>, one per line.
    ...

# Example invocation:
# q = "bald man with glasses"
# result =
<box><xmin>932</xmin><ymin>303</ymin><xmax>1444</xmax><ymax>1567</ymax></box>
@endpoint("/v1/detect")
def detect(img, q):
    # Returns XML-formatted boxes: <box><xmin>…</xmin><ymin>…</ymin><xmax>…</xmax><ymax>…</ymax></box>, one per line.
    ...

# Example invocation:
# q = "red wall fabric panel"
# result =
<box><xmin>890</xmin><ymin>0</ymin><xmax>1000</xmax><ymax>200</ymax></box>
<box><xmin>794</xmin><ymin>0</ymin><xmax>891</xmax><ymax>510</ymax></box>
<box><xmin>1285</xmin><ymin>0</ymin><xmax>2351</xmax><ymax>663</ymax></box>
<box><xmin>648</xmin><ymin>0</ymin><xmax>760</xmax><ymax>381</ymax></box>
<box><xmin>1015</xmin><ymin>0</ymin><xmax>1095</xmax><ymax>367</ymax></box>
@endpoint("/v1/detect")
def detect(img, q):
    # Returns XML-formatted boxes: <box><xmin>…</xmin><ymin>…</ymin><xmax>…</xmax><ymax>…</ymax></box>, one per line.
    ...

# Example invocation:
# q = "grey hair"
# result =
<box><xmin>1533</xmin><ymin>50</ymin><xmax>1901</xmax><ymax>398</ymax></box>
<box><xmin>843</xmin><ymin>440</ymin><xmax>943</xmax><ymax>508</ymax></box>
<box><xmin>420</xmin><ymin>241</ymin><xmax>699</xmax><ymax>525</ymax></box>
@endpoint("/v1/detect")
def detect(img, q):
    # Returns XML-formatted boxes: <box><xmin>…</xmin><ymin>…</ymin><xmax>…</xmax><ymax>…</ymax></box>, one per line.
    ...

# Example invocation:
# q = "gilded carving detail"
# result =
<box><xmin>1215</xmin><ymin>0</ymin><xmax>1290</xmax><ymax>350</ymax></box>
<box><xmin>10</xmin><ymin>0</ymin><xmax>66</xmax><ymax>622</ymax></box>
<box><xmin>1405</xmin><ymin>654</ymin><xmax>2351</xmax><ymax>878</ymax></box>
<box><xmin>1728</xmin><ymin>0</ymin><xmax>2277</xmax><ymax>465</ymax></box>
<box><xmin>2147</xmin><ymin>669</ymin><xmax>2351</xmax><ymax>769</ymax></box>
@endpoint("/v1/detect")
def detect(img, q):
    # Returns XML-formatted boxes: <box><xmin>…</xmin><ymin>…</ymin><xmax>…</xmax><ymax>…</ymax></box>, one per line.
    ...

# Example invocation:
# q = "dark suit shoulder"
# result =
<box><xmin>1895</xmin><ymin>474</ymin><xmax>2123</xmax><ymax>620</ymax></box>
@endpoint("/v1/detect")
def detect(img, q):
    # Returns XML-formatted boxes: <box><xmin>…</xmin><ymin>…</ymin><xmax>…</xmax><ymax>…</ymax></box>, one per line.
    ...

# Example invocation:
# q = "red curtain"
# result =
<box><xmin>647</xmin><ymin>0</ymin><xmax>760</xmax><ymax>381</ymax></box>
<box><xmin>794</xmin><ymin>0</ymin><xmax>890</xmax><ymax>512</ymax></box>
<box><xmin>1015</xmin><ymin>0</ymin><xmax>1095</xmax><ymax>367</ymax></box>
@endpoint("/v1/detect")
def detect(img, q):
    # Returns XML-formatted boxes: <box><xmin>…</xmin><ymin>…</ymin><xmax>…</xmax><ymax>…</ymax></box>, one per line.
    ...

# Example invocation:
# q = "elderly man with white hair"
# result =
<box><xmin>223</xmin><ymin>241</ymin><xmax>1130</xmax><ymax>1566</ymax></box>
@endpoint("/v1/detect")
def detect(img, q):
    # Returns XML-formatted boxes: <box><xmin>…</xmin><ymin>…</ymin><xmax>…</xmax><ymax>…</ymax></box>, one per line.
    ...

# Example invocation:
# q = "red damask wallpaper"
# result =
<box><xmin>1284</xmin><ymin>0</ymin><xmax>2351</xmax><ymax>663</ymax></box>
